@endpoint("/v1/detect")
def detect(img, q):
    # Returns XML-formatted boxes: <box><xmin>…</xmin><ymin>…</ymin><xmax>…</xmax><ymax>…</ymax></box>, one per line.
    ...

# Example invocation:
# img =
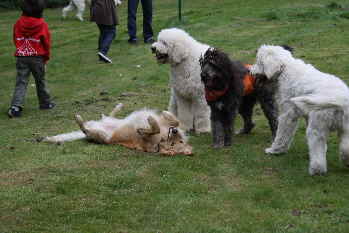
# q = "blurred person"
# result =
<box><xmin>127</xmin><ymin>0</ymin><xmax>154</xmax><ymax>44</ymax></box>
<box><xmin>62</xmin><ymin>0</ymin><xmax>121</xmax><ymax>22</ymax></box>
<box><xmin>90</xmin><ymin>0</ymin><xmax>120</xmax><ymax>63</ymax></box>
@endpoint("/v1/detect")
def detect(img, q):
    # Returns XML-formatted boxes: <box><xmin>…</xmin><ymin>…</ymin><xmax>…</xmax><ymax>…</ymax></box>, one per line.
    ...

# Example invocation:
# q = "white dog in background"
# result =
<box><xmin>62</xmin><ymin>0</ymin><xmax>121</xmax><ymax>21</ymax></box>
<box><xmin>151</xmin><ymin>28</ymin><xmax>211</xmax><ymax>133</ymax></box>
<box><xmin>250</xmin><ymin>45</ymin><xmax>349</xmax><ymax>175</ymax></box>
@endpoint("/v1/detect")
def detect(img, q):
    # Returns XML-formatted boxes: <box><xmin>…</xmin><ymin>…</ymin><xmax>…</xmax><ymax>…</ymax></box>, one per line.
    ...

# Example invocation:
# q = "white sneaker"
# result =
<box><xmin>98</xmin><ymin>52</ymin><xmax>112</xmax><ymax>63</ymax></box>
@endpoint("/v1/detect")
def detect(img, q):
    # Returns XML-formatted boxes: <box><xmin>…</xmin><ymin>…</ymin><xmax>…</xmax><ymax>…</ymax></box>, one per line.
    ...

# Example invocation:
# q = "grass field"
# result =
<box><xmin>1</xmin><ymin>0</ymin><xmax>349</xmax><ymax>232</ymax></box>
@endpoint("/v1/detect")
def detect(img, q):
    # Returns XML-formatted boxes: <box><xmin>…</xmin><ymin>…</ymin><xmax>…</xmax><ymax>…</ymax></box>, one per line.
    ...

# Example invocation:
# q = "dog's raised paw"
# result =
<box><xmin>75</xmin><ymin>114</ymin><xmax>83</xmax><ymax>123</ymax></box>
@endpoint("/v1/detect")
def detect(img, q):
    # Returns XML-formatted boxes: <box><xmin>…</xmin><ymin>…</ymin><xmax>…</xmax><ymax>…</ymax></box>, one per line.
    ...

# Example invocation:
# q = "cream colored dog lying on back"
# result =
<box><xmin>44</xmin><ymin>103</ymin><xmax>193</xmax><ymax>156</ymax></box>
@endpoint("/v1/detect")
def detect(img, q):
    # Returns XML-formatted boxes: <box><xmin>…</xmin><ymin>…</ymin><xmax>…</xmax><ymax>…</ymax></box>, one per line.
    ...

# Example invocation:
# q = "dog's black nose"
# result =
<box><xmin>172</xmin><ymin>128</ymin><xmax>178</xmax><ymax>134</ymax></box>
<box><xmin>151</xmin><ymin>46</ymin><xmax>156</xmax><ymax>53</ymax></box>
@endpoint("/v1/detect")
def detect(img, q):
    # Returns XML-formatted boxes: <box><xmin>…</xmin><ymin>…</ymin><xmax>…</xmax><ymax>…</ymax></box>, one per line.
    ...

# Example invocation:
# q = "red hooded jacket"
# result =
<box><xmin>13</xmin><ymin>15</ymin><xmax>51</xmax><ymax>63</ymax></box>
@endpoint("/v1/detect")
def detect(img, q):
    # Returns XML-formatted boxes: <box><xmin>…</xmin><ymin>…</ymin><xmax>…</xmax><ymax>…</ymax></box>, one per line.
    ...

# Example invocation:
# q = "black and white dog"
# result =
<box><xmin>200</xmin><ymin>48</ymin><xmax>279</xmax><ymax>148</ymax></box>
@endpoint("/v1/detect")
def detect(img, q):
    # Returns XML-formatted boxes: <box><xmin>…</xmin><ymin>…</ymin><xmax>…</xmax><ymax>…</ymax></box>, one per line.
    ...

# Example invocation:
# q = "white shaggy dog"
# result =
<box><xmin>62</xmin><ymin>0</ymin><xmax>121</xmax><ymax>21</ymax></box>
<box><xmin>250</xmin><ymin>45</ymin><xmax>349</xmax><ymax>175</ymax></box>
<box><xmin>151</xmin><ymin>28</ymin><xmax>211</xmax><ymax>133</ymax></box>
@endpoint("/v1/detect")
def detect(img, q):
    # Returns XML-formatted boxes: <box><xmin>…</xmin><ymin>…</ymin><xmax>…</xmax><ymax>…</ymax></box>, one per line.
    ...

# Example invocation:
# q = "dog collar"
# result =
<box><xmin>205</xmin><ymin>87</ymin><xmax>229</xmax><ymax>102</ymax></box>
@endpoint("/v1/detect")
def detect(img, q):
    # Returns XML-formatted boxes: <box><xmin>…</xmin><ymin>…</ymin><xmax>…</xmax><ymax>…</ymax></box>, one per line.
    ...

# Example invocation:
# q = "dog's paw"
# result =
<box><xmin>75</xmin><ymin>114</ymin><xmax>84</xmax><ymax>124</ymax></box>
<box><xmin>309</xmin><ymin>166</ymin><xmax>327</xmax><ymax>176</ymax></box>
<box><xmin>36</xmin><ymin>136</ymin><xmax>45</xmax><ymax>142</ymax></box>
<box><xmin>115</xmin><ymin>103</ymin><xmax>123</xmax><ymax>110</ymax></box>
<box><xmin>195</xmin><ymin>126</ymin><xmax>211</xmax><ymax>134</ymax></box>
<box><xmin>265</xmin><ymin>147</ymin><xmax>280</xmax><ymax>154</ymax></box>
<box><xmin>194</xmin><ymin>130</ymin><xmax>211</xmax><ymax>135</ymax></box>
<box><xmin>236</xmin><ymin>123</ymin><xmax>255</xmax><ymax>135</ymax></box>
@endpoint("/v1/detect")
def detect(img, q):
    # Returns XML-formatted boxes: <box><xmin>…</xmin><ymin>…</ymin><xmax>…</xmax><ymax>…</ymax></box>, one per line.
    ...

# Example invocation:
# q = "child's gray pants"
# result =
<box><xmin>11</xmin><ymin>56</ymin><xmax>52</xmax><ymax>108</ymax></box>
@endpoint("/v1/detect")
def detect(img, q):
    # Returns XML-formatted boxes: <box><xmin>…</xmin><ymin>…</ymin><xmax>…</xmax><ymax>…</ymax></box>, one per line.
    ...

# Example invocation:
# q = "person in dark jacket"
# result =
<box><xmin>127</xmin><ymin>0</ymin><xmax>153</xmax><ymax>44</ymax></box>
<box><xmin>8</xmin><ymin>0</ymin><xmax>55</xmax><ymax>118</ymax></box>
<box><xmin>90</xmin><ymin>0</ymin><xmax>119</xmax><ymax>63</ymax></box>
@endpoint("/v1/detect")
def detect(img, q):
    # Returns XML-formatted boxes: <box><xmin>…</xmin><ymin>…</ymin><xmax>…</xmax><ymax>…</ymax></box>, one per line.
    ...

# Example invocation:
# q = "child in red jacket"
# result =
<box><xmin>8</xmin><ymin>0</ymin><xmax>55</xmax><ymax>118</ymax></box>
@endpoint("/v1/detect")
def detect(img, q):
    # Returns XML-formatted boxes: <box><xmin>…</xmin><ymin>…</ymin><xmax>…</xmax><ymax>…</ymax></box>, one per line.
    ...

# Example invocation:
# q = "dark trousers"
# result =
<box><xmin>97</xmin><ymin>24</ymin><xmax>116</xmax><ymax>55</ymax></box>
<box><xmin>127</xmin><ymin>0</ymin><xmax>153</xmax><ymax>41</ymax></box>
<box><xmin>11</xmin><ymin>56</ymin><xmax>52</xmax><ymax>108</ymax></box>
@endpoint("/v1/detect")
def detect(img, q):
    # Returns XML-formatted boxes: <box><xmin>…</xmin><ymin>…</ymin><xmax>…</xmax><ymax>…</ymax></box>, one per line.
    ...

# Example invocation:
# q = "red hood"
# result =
<box><xmin>16</xmin><ymin>15</ymin><xmax>44</xmax><ymax>37</ymax></box>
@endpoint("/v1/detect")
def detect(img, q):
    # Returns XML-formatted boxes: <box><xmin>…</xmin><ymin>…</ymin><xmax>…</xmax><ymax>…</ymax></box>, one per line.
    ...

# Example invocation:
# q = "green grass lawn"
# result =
<box><xmin>1</xmin><ymin>0</ymin><xmax>349</xmax><ymax>232</ymax></box>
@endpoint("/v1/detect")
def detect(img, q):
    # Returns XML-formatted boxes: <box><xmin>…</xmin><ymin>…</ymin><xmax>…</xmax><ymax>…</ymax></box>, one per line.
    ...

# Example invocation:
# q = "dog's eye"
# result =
<box><xmin>180</xmin><ymin>140</ymin><xmax>183</xmax><ymax>143</ymax></box>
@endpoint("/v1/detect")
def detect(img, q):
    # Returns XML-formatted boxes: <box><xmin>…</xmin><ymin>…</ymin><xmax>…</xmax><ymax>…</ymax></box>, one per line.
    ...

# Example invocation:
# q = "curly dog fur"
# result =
<box><xmin>251</xmin><ymin>45</ymin><xmax>349</xmax><ymax>175</ymax></box>
<box><xmin>199</xmin><ymin>48</ymin><xmax>244</xmax><ymax>148</ymax></box>
<box><xmin>200</xmin><ymin>48</ymin><xmax>279</xmax><ymax>148</ymax></box>
<box><xmin>151</xmin><ymin>28</ymin><xmax>211</xmax><ymax>133</ymax></box>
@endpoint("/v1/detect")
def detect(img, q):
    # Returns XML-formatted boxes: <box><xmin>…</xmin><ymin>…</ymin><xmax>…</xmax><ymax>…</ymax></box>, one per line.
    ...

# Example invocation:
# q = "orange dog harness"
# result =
<box><xmin>205</xmin><ymin>64</ymin><xmax>256</xmax><ymax>102</ymax></box>
<box><xmin>243</xmin><ymin>64</ymin><xmax>255</xmax><ymax>96</ymax></box>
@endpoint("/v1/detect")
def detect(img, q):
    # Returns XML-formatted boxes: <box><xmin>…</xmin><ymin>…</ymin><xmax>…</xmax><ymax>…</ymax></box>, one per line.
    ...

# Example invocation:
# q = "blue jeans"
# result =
<box><xmin>97</xmin><ymin>24</ymin><xmax>116</xmax><ymax>55</ymax></box>
<box><xmin>127</xmin><ymin>0</ymin><xmax>153</xmax><ymax>41</ymax></box>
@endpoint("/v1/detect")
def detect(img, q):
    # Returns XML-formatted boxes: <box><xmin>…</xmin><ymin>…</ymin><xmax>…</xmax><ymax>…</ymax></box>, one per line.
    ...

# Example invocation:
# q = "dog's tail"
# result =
<box><xmin>43</xmin><ymin>130</ymin><xmax>86</xmax><ymax>144</ymax></box>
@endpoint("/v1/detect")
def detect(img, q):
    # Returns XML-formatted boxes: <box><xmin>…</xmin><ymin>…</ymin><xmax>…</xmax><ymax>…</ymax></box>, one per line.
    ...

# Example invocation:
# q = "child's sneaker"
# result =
<box><xmin>40</xmin><ymin>103</ymin><xmax>55</xmax><ymax>110</ymax></box>
<box><xmin>7</xmin><ymin>106</ymin><xmax>22</xmax><ymax>118</ymax></box>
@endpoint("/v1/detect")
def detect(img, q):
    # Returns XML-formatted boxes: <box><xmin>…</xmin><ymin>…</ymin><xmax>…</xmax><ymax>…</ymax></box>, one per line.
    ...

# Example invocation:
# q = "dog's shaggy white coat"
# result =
<box><xmin>250</xmin><ymin>45</ymin><xmax>349</xmax><ymax>175</ymax></box>
<box><xmin>151</xmin><ymin>28</ymin><xmax>211</xmax><ymax>133</ymax></box>
<box><xmin>62</xmin><ymin>0</ymin><xmax>121</xmax><ymax>21</ymax></box>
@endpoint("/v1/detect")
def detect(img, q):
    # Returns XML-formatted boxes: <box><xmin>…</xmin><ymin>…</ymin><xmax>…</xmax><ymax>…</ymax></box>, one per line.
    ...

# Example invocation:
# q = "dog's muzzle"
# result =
<box><xmin>151</xmin><ymin>48</ymin><xmax>169</xmax><ymax>63</ymax></box>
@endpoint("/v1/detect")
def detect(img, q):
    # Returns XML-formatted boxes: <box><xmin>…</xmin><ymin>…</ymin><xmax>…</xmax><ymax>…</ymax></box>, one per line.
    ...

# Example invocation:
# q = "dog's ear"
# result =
<box><xmin>170</xmin><ymin>41</ymin><xmax>189</xmax><ymax>64</ymax></box>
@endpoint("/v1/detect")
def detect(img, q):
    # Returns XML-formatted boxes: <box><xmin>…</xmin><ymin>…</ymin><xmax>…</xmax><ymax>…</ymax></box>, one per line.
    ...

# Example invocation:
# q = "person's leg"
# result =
<box><xmin>100</xmin><ymin>25</ymin><xmax>116</xmax><ymax>55</ymax></box>
<box><xmin>127</xmin><ymin>0</ymin><xmax>139</xmax><ymax>42</ymax></box>
<box><xmin>141</xmin><ymin>0</ymin><xmax>153</xmax><ymax>42</ymax></box>
<box><xmin>97</xmin><ymin>24</ymin><xmax>116</xmax><ymax>63</ymax></box>
<box><xmin>103</xmin><ymin>25</ymin><xmax>116</xmax><ymax>55</ymax></box>
<box><xmin>11</xmin><ymin>57</ymin><xmax>31</xmax><ymax>108</ymax></box>
<box><xmin>97</xmin><ymin>24</ymin><xmax>104</xmax><ymax>52</ymax></box>
<box><xmin>30</xmin><ymin>57</ymin><xmax>54</xmax><ymax>109</ymax></box>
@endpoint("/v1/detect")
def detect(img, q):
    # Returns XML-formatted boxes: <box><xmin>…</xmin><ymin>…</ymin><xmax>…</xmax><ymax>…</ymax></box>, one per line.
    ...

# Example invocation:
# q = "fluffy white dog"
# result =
<box><xmin>250</xmin><ymin>45</ymin><xmax>349</xmax><ymax>175</ymax></box>
<box><xmin>151</xmin><ymin>28</ymin><xmax>211</xmax><ymax>133</ymax></box>
<box><xmin>62</xmin><ymin>0</ymin><xmax>121</xmax><ymax>21</ymax></box>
